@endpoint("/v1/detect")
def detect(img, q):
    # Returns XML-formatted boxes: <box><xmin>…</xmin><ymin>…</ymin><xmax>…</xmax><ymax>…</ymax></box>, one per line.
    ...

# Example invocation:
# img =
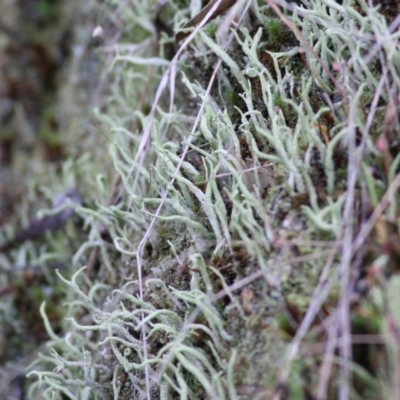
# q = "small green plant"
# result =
<box><xmin>265</xmin><ymin>18</ymin><xmax>290</xmax><ymax>49</ymax></box>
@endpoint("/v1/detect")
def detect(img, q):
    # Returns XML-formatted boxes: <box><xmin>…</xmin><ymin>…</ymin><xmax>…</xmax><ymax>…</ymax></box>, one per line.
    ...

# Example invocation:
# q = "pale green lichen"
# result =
<box><xmin>1</xmin><ymin>0</ymin><xmax>398</xmax><ymax>398</ymax></box>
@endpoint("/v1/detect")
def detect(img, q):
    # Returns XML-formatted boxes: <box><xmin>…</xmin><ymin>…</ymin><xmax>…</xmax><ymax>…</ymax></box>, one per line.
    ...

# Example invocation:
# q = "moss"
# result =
<box><xmin>264</xmin><ymin>18</ymin><xmax>291</xmax><ymax>50</ymax></box>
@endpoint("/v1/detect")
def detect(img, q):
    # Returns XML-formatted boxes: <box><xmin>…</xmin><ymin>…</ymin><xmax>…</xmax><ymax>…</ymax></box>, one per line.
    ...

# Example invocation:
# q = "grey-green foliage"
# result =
<box><xmin>28</xmin><ymin>260</ymin><xmax>235</xmax><ymax>399</ymax></box>
<box><xmin>26</xmin><ymin>0</ymin><xmax>400</xmax><ymax>398</ymax></box>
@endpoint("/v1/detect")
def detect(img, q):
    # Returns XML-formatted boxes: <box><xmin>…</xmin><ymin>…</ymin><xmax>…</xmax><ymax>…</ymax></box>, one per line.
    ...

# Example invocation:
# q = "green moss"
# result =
<box><xmin>205</xmin><ymin>20</ymin><xmax>218</xmax><ymax>39</ymax></box>
<box><xmin>264</xmin><ymin>18</ymin><xmax>290</xmax><ymax>50</ymax></box>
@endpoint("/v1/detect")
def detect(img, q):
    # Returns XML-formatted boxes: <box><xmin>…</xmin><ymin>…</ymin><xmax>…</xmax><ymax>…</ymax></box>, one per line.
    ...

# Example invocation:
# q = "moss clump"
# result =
<box><xmin>264</xmin><ymin>18</ymin><xmax>291</xmax><ymax>50</ymax></box>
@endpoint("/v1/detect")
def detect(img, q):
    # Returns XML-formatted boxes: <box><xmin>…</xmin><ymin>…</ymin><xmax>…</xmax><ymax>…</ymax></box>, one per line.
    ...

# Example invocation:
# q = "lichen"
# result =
<box><xmin>1</xmin><ymin>0</ymin><xmax>400</xmax><ymax>398</ymax></box>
